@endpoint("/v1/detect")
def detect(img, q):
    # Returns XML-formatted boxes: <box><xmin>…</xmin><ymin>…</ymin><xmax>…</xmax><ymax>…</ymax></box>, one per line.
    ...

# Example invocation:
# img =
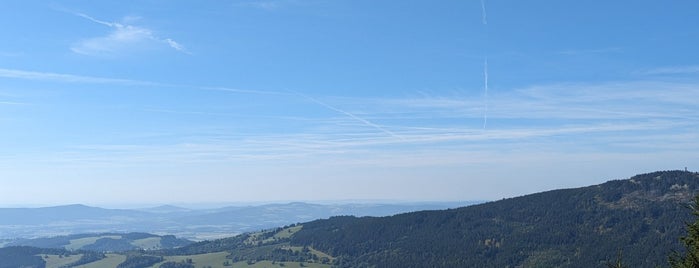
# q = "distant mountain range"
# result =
<box><xmin>0</xmin><ymin>201</ymin><xmax>477</xmax><ymax>240</ymax></box>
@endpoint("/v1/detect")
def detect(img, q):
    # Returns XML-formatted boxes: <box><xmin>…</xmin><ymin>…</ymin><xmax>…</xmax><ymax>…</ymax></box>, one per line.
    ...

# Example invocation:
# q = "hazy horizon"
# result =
<box><xmin>1</xmin><ymin>1</ymin><xmax>697</xmax><ymax>205</ymax></box>
<box><xmin>0</xmin><ymin>198</ymin><xmax>483</xmax><ymax>210</ymax></box>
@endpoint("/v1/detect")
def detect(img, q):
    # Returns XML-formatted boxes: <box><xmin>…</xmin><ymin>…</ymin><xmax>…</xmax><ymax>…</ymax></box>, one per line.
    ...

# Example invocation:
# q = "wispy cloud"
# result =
<box><xmin>0</xmin><ymin>51</ymin><xmax>23</xmax><ymax>57</ymax></box>
<box><xmin>278</xmin><ymin>80</ymin><xmax>699</xmax><ymax>156</ymax></box>
<box><xmin>3</xmin><ymin>65</ymin><xmax>697</xmax><ymax>168</ymax></box>
<box><xmin>389</xmin><ymin>81</ymin><xmax>699</xmax><ymax>122</ymax></box>
<box><xmin>292</xmin><ymin>91</ymin><xmax>403</xmax><ymax>140</ymax></box>
<box><xmin>0</xmin><ymin>67</ymin><xmax>305</xmax><ymax>100</ymax></box>
<box><xmin>71</xmin><ymin>12</ymin><xmax>188</xmax><ymax>56</ymax></box>
<box><xmin>30</xmin><ymin>118</ymin><xmax>694</xmax><ymax>170</ymax></box>
<box><xmin>640</xmin><ymin>65</ymin><xmax>699</xmax><ymax>75</ymax></box>
<box><xmin>480</xmin><ymin>0</ymin><xmax>487</xmax><ymax>25</ymax></box>
<box><xmin>236</xmin><ymin>0</ymin><xmax>298</xmax><ymax>10</ymax></box>
<box><xmin>0</xmin><ymin>68</ymin><xmax>155</xmax><ymax>85</ymax></box>
<box><xmin>202</xmin><ymin>86</ymin><xmax>291</xmax><ymax>96</ymax></box>
<box><xmin>0</xmin><ymin>68</ymin><xmax>289</xmax><ymax>99</ymax></box>
<box><xmin>5</xmin><ymin>66</ymin><xmax>696</xmax><ymax>127</ymax></box>
<box><xmin>482</xmin><ymin>58</ymin><xmax>489</xmax><ymax>129</ymax></box>
<box><xmin>556</xmin><ymin>47</ymin><xmax>622</xmax><ymax>55</ymax></box>
<box><xmin>0</xmin><ymin>101</ymin><xmax>28</xmax><ymax>105</ymax></box>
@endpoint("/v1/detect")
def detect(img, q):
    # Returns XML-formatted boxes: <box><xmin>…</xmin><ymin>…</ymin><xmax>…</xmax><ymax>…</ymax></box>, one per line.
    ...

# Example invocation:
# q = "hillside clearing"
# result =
<box><xmin>73</xmin><ymin>253</ymin><xmax>126</xmax><ymax>268</ymax></box>
<box><xmin>43</xmin><ymin>254</ymin><xmax>82</xmax><ymax>268</ymax></box>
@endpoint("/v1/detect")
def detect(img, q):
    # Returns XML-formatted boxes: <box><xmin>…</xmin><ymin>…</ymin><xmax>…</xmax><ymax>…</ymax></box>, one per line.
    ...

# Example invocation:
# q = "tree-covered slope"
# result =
<box><xmin>290</xmin><ymin>170</ymin><xmax>699</xmax><ymax>267</ymax></box>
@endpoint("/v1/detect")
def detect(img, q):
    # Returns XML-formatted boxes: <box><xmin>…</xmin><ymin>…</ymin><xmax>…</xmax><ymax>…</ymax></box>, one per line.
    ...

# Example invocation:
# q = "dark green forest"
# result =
<box><xmin>288</xmin><ymin>170</ymin><xmax>698</xmax><ymax>267</ymax></box>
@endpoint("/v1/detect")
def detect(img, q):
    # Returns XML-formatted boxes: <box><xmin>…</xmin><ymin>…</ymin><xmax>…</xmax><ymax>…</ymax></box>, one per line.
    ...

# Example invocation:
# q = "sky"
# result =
<box><xmin>0</xmin><ymin>0</ymin><xmax>698</xmax><ymax>207</ymax></box>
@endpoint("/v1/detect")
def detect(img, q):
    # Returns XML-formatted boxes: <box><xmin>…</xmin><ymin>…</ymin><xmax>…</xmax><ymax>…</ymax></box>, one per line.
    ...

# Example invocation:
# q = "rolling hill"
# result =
<box><xmin>5</xmin><ymin>232</ymin><xmax>192</xmax><ymax>252</ymax></box>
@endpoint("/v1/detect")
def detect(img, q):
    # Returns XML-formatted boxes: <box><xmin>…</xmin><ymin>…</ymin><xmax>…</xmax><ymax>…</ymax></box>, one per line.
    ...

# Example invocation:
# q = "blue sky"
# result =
<box><xmin>1</xmin><ymin>0</ymin><xmax>698</xmax><ymax>206</ymax></box>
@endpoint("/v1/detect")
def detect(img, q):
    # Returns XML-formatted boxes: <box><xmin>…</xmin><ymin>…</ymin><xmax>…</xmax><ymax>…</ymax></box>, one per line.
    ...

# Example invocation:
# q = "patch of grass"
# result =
<box><xmin>73</xmin><ymin>253</ymin><xmax>126</xmax><ymax>268</ymax></box>
<box><xmin>308</xmin><ymin>248</ymin><xmax>332</xmax><ymax>262</ymax></box>
<box><xmin>150</xmin><ymin>252</ymin><xmax>230</xmax><ymax>268</ymax></box>
<box><xmin>230</xmin><ymin>260</ymin><xmax>331</xmax><ymax>268</ymax></box>
<box><xmin>246</xmin><ymin>225</ymin><xmax>304</xmax><ymax>246</ymax></box>
<box><xmin>66</xmin><ymin>235</ymin><xmax>122</xmax><ymax>251</ymax></box>
<box><xmin>273</xmin><ymin>226</ymin><xmax>302</xmax><ymax>240</ymax></box>
<box><xmin>282</xmin><ymin>246</ymin><xmax>334</xmax><ymax>262</ymax></box>
<box><xmin>132</xmin><ymin>237</ymin><xmax>162</xmax><ymax>250</ymax></box>
<box><xmin>148</xmin><ymin>252</ymin><xmax>332</xmax><ymax>268</ymax></box>
<box><xmin>42</xmin><ymin>254</ymin><xmax>83</xmax><ymax>268</ymax></box>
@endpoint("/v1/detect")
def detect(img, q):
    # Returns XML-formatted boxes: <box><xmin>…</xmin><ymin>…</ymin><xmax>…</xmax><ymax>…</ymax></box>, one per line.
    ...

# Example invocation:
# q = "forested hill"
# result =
<box><xmin>2</xmin><ymin>170</ymin><xmax>697</xmax><ymax>267</ymax></box>
<box><xmin>289</xmin><ymin>170</ymin><xmax>699</xmax><ymax>267</ymax></box>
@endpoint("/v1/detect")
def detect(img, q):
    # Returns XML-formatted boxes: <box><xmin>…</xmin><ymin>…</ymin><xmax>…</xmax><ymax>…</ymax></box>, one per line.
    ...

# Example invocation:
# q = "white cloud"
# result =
<box><xmin>164</xmin><ymin>38</ymin><xmax>187</xmax><ymax>52</ymax></box>
<box><xmin>71</xmin><ymin>13</ymin><xmax>188</xmax><ymax>56</ymax></box>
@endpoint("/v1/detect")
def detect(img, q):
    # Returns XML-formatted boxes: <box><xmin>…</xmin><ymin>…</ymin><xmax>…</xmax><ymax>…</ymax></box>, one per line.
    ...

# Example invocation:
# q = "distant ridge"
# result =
<box><xmin>0</xmin><ymin>200</ymin><xmax>475</xmax><ymax>240</ymax></box>
<box><xmin>5</xmin><ymin>232</ymin><xmax>192</xmax><ymax>251</ymax></box>
<box><xmin>0</xmin><ymin>204</ymin><xmax>149</xmax><ymax>225</ymax></box>
<box><xmin>138</xmin><ymin>204</ymin><xmax>192</xmax><ymax>214</ymax></box>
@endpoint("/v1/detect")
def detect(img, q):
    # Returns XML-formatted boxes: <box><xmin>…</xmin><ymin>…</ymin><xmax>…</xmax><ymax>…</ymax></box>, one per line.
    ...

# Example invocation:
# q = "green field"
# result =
<box><xmin>246</xmin><ymin>225</ymin><xmax>303</xmax><ymax>246</ymax></box>
<box><xmin>149</xmin><ymin>252</ymin><xmax>230</xmax><ymax>268</ymax></box>
<box><xmin>43</xmin><ymin>254</ymin><xmax>83</xmax><ymax>268</ymax></box>
<box><xmin>281</xmin><ymin>246</ymin><xmax>333</xmax><ymax>262</ymax></box>
<box><xmin>273</xmin><ymin>226</ymin><xmax>302</xmax><ymax>240</ymax></box>
<box><xmin>73</xmin><ymin>254</ymin><xmax>126</xmax><ymax>268</ymax></box>
<box><xmin>66</xmin><ymin>235</ymin><xmax>122</xmax><ymax>250</ymax></box>
<box><xmin>145</xmin><ymin>252</ymin><xmax>332</xmax><ymax>268</ymax></box>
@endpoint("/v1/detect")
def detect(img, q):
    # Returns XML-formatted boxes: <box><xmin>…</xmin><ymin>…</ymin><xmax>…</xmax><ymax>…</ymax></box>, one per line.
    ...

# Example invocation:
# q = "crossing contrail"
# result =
<box><xmin>480</xmin><ymin>0</ymin><xmax>488</xmax><ymax>25</ymax></box>
<box><xmin>291</xmin><ymin>91</ymin><xmax>403</xmax><ymax>140</ymax></box>
<box><xmin>481</xmin><ymin>0</ymin><xmax>489</xmax><ymax>129</ymax></box>
<box><xmin>483</xmin><ymin>58</ymin><xmax>489</xmax><ymax>129</ymax></box>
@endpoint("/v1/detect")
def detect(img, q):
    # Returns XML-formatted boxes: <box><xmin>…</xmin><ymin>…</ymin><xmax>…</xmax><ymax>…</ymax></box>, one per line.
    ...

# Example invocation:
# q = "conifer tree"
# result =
<box><xmin>670</xmin><ymin>195</ymin><xmax>699</xmax><ymax>268</ymax></box>
<box><xmin>607</xmin><ymin>250</ymin><xmax>628</xmax><ymax>268</ymax></box>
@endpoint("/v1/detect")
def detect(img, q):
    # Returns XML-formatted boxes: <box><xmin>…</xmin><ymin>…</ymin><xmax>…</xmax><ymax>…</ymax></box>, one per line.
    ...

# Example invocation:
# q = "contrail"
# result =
<box><xmin>483</xmin><ymin>58</ymin><xmax>489</xmax><ymax>129</ymax></box>
<box><xmin>74</xmin><ymin>12</ymin><xmax>123</xmax><ymax>28</ymax></box>
<box><xmin>292</xmin><ymin>91</ymin><xmax>403</xmax><ymax>140</ymax></box>
<box><xmin>480</xmin><ymin>0</ymin><xmax>488</xmax><ymax>25</ymax></box>
<box><xmin>481</xmin><ymin>0</ymin><xmax>489</xmax><ymax>129</ymax></box>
